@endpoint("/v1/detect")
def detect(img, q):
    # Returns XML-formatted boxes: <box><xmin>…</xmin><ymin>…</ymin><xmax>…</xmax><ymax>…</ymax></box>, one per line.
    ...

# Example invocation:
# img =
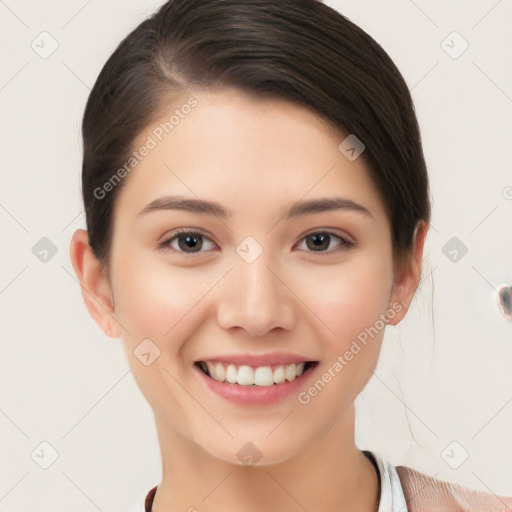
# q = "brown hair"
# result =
<box><xmin>81</xmin><ymin>0</ymin><xmax>431</xmax><ymax>270</ymax></box>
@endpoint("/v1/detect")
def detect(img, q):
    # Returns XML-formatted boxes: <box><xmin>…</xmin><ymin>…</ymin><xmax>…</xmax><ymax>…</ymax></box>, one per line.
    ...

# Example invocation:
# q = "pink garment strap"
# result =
<box><xmin>396</xmin><ymin>466</ymin><xmax>512</xmax><ymax>512</ymax></box>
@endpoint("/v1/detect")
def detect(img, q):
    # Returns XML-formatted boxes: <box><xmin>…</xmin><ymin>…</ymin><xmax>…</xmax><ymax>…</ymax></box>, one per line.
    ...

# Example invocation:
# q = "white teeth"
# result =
<box><xmin>205</xmin><ymin>361</ymin><xmax>216</xmax><ymax>379</ymax></box>
<box><xmin>214</xmin><ymin>362</ymin><xmax>226</xmax><ymax>382</ymax></box>
<box><xmin>273</xmin><ymin>365</ymin><xmax>286</xmax><ymax>384</ymax></box>
<box><xmin>226</xmin><ymin>364</ymin><xmax>238</xmax><ymax>384</ymax></box>
<box><xmin>199</xmin><ymin>361</ymin><xmax>308</xmax><ymax>387</ymax></box>
<box><xmin>254</xmin><ymin>366</ymin><xmax>274</xmax><ymax>386</ymax></box>
<box><xmin>237</xmin><ymin>365</ymin><xmax>254</xmax><ymax>385</ymax></box>
<box><xmin>285</xmin><ymin>363</ymin><xmax>297</xmax><ymax>381</ymax></box>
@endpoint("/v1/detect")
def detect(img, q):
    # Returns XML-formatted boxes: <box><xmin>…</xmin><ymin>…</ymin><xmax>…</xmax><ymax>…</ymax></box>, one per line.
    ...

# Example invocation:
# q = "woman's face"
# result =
<box><xmin>103</xmin><ymin>89</ymin><xmax>412</xmax><ymax>465</ymax></box>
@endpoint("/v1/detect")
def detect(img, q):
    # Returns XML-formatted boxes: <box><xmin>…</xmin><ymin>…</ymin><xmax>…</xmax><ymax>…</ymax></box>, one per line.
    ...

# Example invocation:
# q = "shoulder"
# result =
<box><xmin>396</xmin><ymin>465</ymin><xmax>512</xmax><ymax>512</ymax></box>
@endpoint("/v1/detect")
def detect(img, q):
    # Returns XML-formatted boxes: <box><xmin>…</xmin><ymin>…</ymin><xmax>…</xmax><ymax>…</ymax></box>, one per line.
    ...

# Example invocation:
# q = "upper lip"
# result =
<box><xmin>195</xmin><ymin>353</ymin><xmax>318</xmax><ymax>367</ymax></box>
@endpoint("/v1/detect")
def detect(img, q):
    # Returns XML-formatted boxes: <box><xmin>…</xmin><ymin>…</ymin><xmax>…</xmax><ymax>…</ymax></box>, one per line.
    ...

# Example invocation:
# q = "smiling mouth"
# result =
<box><xmin>195</xmin><ymin>361</ymin><xmax>318</xmax><ymax>387</ymax></box>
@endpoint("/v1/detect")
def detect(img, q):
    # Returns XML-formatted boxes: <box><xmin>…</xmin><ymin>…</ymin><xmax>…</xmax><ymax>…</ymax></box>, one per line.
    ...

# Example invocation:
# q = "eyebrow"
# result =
<box><xmin>137</xmin><ymin>195</ymin><xmax>373</xmax><ymax>220</ymax></box>
<box><xmin>284</xmin><ymin>197</ymin><xmax>373</xmax><ymax>219</ymax></box>
<box><xmin>139</xmin><ymin>196</ymin><xmax>230</xmax><ymax>218</ymax></box>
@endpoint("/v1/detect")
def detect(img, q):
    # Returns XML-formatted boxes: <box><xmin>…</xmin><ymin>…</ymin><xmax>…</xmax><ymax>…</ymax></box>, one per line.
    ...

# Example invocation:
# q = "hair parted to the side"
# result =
<box><xmin>81</xmin><ymin>0</ymin><xmax>431</xmax><ymax>272</ymax></box>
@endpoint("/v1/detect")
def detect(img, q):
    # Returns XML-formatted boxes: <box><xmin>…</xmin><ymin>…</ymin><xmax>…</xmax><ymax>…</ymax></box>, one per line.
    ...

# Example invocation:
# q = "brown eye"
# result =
<box><xmin>298</xmin><ymin>231</ymin><xmax>354</xmax><ymax>253</ymax></box>
<box><xmin>158</xmin><ymin>230</ymin><xmax>216</xmax><ymax>254</ymax></box>
<box><xmin>177</xmin><ymin>233</ymin><xmax>203</xmax><ymax>252</ymax></box>
<box><xmin>306</xmin><ymin>233</ymin><xmax>330</xmax><ymax>251</ymax></box>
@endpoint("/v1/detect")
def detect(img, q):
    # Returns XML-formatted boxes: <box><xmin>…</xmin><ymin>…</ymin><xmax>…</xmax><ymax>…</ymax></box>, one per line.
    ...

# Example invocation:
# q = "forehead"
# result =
<box><xmin>114</xmin><ymin>89</ymin><xmax>387</xmax><ymax>224</ymax></box>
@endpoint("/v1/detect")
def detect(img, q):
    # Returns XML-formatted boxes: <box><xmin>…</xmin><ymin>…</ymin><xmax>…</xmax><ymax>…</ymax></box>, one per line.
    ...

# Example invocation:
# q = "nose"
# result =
<box><xmin>216</xmin><ymin>256</ymin><xmax>296</xmax><ymax>337</ymax></box>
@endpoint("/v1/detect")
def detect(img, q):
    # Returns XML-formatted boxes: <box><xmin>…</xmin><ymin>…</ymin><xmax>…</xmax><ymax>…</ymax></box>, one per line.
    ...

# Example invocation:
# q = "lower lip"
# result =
<box><xmin>195</xmin><ymin>364</ymin><xmax>317</xmax><ymax>405</ymax></box>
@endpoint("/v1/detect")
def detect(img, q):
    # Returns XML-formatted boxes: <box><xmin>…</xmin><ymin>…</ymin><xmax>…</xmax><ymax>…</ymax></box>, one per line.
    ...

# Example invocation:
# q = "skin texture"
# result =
<box><xmin>70</xmin><ymin>89</ymin><xmax>428</xmax><ymax>512</ymax></box>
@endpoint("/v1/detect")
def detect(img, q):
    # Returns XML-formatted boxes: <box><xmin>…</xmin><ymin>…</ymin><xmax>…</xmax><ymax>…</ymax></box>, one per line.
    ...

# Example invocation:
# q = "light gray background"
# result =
<box><xmin>1</xmin><ymin>1</ymin><xmax>511</xmax><ymax>510</ymax></box>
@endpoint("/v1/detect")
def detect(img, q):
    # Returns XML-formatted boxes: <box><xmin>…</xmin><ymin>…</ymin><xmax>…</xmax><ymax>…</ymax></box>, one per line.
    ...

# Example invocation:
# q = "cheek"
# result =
<box><xmin>111</xmin><ymin>255</ymin><xmax>224</xmax><ymax>419</ymax></box>
<box><xmin>293</xmin><ymin>260</ymin><xmax>393</xmax><ymax>420</ymax></box>
<box><xmin>112</xmin><ymin>252</ymin><xmax>225</xmax><ymax>345</ymax></box>
<box><xmin>294</xmin><ymin>253</ymin><xmax>394</xmax><ymax>349</ymax></box>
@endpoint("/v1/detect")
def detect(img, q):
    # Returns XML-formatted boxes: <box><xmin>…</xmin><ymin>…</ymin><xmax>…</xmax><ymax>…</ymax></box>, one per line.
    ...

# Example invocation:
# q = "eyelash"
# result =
<box><xmin>157</xmin><ymin>228</ymin><xmax>355</xmax><ymax>255</ymax></box>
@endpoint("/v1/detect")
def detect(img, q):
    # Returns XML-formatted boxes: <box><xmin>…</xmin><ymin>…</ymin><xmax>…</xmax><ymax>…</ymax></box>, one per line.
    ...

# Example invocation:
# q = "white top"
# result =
<box><xmin>365</xmin><ymin>450</ymin><xmax>408</xmax><ymax>512</ymax></box>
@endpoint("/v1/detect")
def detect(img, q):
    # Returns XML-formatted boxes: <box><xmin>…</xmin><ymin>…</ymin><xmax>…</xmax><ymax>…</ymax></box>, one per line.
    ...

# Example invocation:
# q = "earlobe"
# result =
<box><xmin>69</xmin><ymin>229</ymin><xmax>121</xmax><ymax>338</ymax></box>
<box><xmin>387</xmin><ymin>220</ymin><xmax>429</xmax><ymax>326</ymax></box>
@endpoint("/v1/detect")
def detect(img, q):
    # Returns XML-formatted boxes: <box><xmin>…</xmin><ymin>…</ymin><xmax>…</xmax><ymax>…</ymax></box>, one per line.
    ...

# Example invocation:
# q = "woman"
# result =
<box><xmin>70</xmin><ymin>0</ymin><xmax>512</xmax><ymax>510</ymax></box>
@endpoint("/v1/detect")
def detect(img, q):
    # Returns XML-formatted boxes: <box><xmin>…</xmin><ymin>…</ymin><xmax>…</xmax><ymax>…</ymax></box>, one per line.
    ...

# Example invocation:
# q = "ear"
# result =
<box><xmin>387</xmin><ymin>220</ymin><xmax>429</xmax><ymax>326</ymax></box>
<box><xmin>69</xmin><ymin>229</ymin><xmax>121</xmax><ymax>338</ymax></box>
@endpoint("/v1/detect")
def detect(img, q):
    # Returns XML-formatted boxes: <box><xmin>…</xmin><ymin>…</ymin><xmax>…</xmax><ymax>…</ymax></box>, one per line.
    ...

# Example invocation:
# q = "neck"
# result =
<box><xmin>150</xmin><ymin>405</ymin><xmax>380</xmax><ymax>512</ymax></box>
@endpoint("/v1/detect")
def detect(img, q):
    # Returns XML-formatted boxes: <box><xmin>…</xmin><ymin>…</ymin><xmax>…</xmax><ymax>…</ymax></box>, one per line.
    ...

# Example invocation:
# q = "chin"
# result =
<box><xmin>202</xmin><ymin>434</ymin><xmax>308</xmax><ymax>468</ymax></box>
